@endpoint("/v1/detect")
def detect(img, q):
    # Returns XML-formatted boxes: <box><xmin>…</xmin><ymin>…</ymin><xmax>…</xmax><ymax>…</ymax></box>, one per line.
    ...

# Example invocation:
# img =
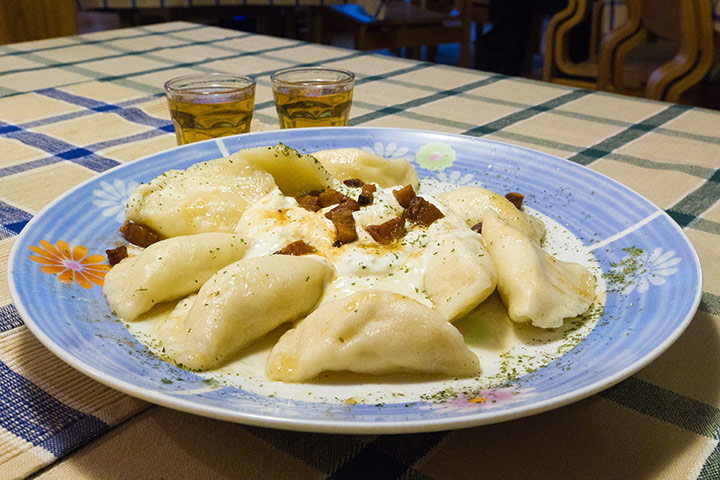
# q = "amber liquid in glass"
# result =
<box><xmin>273</xmin><ymin>87</ymin><xmax>352</xmax><ymax>128</ymax></box>
<box><xmin>168</xmin><ymin>88</ymin><xmax>255</xmax><ymax>145</ymax></box>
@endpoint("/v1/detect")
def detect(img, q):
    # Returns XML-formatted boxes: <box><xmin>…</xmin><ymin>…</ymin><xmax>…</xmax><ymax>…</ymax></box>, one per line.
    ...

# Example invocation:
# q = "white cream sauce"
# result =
<box><xmin>124</xmin><ymin>178</ymin><xmax>605</xmax><ymax>404</ymax></box>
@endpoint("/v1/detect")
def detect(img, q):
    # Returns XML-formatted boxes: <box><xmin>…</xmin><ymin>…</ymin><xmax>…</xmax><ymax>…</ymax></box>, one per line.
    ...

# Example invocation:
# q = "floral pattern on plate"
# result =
<box><xmin>605</xmin><ymin>246</ymin><xmax>681</xmax><ymax>294</ymax></box>
<box><xmin>28</xmin><ymin>240</ymin><xmax>110</xmax><ymax>289</ymax></box>
<box><xmin>9</xmin><ymin>127</ymin><xmax>701</xmax><ymax>433</ymax></box>
<box><xmin>415</xmin><ymin>143</ymin><xmax>456</xmax><ymax>171</ymax></box>
<box><xmin>362</xmin><ymin>141</ymin><xmax>409</xmax><ymax>159</ymax></box>
<box><xmin>93</xmin><ymin>179</ymin><xmax>140</xmax><ymax>222</ymax></box>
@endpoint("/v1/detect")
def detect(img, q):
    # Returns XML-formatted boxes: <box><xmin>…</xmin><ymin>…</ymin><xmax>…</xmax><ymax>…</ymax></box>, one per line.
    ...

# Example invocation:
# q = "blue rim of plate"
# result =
<box><xmin>8</xmin><ymin>127</ymin><xmax>702</xmax><ymax>433</ymax></box>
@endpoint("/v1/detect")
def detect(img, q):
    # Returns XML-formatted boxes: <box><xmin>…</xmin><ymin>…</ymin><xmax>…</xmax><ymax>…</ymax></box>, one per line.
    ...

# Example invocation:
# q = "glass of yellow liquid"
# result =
<box><xmin>270</xmin><ymin>67</ymin><xmax>354</xmax><ymax>129</ymax></box>
<box><xmin>164</xmin><ymin>73</ymin><xmax>256</xmax><ymax>145</ymax></box>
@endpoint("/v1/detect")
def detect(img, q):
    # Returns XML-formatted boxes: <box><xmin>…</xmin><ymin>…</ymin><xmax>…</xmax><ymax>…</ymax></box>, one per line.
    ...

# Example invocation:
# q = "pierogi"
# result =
<box><xmin>481</xmin><ymin>212</ymin><xmax>596</xmax><ymax>329</ymax></box>
<box><xmin>125</xmin><ymin>156</ymin><xmax>276</xmax><ymax>237</ymax></box>
<box><xmin>267</xmin><ymin>290</ymin><xmax>480</xmax><ymax>382</ymax></box>
<box><xmin>104</xmin><ymin>143</ymin><xmax>599</xmax><ymax>383</ymax></box>
<box><xmin>104</xmin><ymin>232</ymin><xmax>247</xmax><ymax>320</ymax></box>
<box><xmin>438</xmin><ymin>186</ymin><xmax>546</xmax><ymax>243</ymax></box>
<box><xmin>311</xmin><ymin>147</ymin><xmax>419</xmax><ymax>191</ymax></box>
<box><xmin>157</xmin><ymin>255</ymin><xmax>332</xmax><ymax>371</ymax></box>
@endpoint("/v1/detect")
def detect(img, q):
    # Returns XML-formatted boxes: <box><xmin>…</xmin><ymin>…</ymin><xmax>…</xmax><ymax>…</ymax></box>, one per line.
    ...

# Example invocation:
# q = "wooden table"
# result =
<box><xmin>1</xmin><ymin>21</ymin><xmax>719</xmax><ymax>480</ymax></box>
<box><xmin>76</xmin><ymin>0</ymin><xmax>349</xmax><ymax>42</ymax></box>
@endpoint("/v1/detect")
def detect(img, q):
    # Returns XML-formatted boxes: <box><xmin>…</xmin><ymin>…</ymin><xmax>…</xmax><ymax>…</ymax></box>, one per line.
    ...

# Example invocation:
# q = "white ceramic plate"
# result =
<box><xmin>8</xmin><ymin>127</ymin><xmax>702</xmax><ymax>433</ymax></box>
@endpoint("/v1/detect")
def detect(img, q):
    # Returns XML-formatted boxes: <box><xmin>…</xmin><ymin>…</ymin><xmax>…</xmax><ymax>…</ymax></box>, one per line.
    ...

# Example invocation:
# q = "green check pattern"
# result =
<box><xmin>1</xmin><ymin>21</ymin><xmax>719</xmax><ymax>479</ymax></box>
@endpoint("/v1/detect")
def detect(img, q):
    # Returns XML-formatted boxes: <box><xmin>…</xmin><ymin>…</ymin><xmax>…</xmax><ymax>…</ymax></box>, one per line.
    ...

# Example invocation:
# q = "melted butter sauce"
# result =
<box><xmin>124</xmin><ymin>178</ymin><xmax>606</xmax><ymax>404</ymax></box>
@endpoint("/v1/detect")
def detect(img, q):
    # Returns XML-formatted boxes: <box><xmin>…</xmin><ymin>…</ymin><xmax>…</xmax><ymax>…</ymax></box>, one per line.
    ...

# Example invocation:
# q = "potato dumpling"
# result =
<box><xmin>482</xmin><ymin>212</ymin><xmax>596</xmax><ymax>329</ymax></box>
<box><xmin>311</xmin><ymin>147</ymin><xmax>419</xmax><ymax>190</ymax></box>
<box><xmin>104</xmin><ymin>233</ymin><xmax>247</xmax><ymax>321</ymax></box>
<box><xmin>157</xmin><ymin>255</ymin><xmax>333</xmax><ymax>370</ymax></box>
<box><xmin>267</xmin><ymin>290</ymin><xmax>480</xmax><ymax>382</ymax></box>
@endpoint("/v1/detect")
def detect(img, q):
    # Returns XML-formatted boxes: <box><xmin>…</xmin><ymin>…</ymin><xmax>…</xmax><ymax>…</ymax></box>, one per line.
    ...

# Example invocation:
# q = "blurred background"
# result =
<box><xmin>1</xmin><ymin>0</ymin><xmax>718</xmax><ymax>111</ymax></box>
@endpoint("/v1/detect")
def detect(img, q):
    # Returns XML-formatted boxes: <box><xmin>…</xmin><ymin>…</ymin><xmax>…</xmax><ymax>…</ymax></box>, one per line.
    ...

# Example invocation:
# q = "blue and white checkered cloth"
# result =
<box><xmin>1</xmin><ymin>21</ymin><xmax>720</xmax><ymax>480</ymax></box>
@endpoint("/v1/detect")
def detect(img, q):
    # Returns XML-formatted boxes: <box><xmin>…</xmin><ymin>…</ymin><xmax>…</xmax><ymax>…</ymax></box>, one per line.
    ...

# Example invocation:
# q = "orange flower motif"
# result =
<box><xmin>467</xmin><ymin>397</ymin><xmax>487</xmax><ymax>404</ymax></box>
<box><xmin>29</xmin><ymin>240</ymin><xmax>111</xmax><ymax>289</ymax></box>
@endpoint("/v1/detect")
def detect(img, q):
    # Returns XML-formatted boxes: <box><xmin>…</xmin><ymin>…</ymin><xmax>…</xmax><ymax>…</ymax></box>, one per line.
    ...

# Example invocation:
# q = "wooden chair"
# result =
<box><xmin>542</xmin><ymin>0</ymin><xmax>619</xmax><ymax>88</ymax></box>
<box><xmin>325</xmin><ymin>0</ymin><xmax>479</xmax><ymax>67</ymax></box>
<box><xmin>597</xmin><ymin>0</ymin><xmax>716</xmax><ymax>101</ymax></box>
<box><xmin>425</xmin><ymin>0</ymin><xmax>490</xmax><ymax>66</ymax></box>
<box><xmin>544</xmin><ymin>0</ymin><xmax>716</xmax><ymax>102</ymax></box>
<box><xmin>0</xmin><ymin>0</ymin><xmax>77</xmax><ymax>44</ymax></box>
<box><xmin>77</xmin><ymin>4</ymin><xmax>320</xmax><ymax>42</ymax></box>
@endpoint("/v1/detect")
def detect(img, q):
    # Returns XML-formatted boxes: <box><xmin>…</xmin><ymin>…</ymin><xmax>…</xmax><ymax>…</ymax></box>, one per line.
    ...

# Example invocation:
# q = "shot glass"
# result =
<box><xmin>164</xmin><ymin>73</ymin><xmax>256</xmax><ymax>145</ymax></box>
<box><xmin>270</xmin><ymin>67</ymin><xmax>354</xmax><ymax>129</ymax></box>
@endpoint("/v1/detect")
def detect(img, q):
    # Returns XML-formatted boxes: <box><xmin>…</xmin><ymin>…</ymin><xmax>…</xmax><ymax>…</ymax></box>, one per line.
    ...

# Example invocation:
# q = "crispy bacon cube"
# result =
<box><xmin>403</xmin><ymin>196</ymin><xmax>444</xmax><ymax>227</ymax></box>
<box><xmin>325</xmin><ymin>204</ymin><xmax>358</xmax><ymax>246</ymax></box>
<box><xmin>119</xmin><ymin>220</ymin><xmax>162</xmax><ymax>248</ymax></box>
<box><xmin>365</xmin><ymin>217</ymin><xmax>406</xmax><ymax>244</ymax></box>
<box><xmin>106</xmin><ymin>245</ymin><xmax>128</xmax><ymax>266</ymax></box>
<box><xmin>392</xmin><ymin>184</ymin><xmax>416</xmax><ymax>208</ymax></box>
<box><xmin>273</xmin><ymin>240</ymin><xmax>316</xmax><ymax>256</ymax></box>
<box><xmin>358</xmin><ymin>183</ymin><xmax>376</xmax><ymax>206</ymax></box>
<box><xmin>505</xmin><ymin>192</ymin><xmax>524</xmax><ymax>210</ymax></box>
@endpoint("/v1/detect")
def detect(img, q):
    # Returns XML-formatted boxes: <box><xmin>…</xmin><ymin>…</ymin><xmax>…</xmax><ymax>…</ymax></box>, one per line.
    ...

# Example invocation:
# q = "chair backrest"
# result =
<box><xmin>641</xmin><ymin>0</ymin><xmax>682</xmax><ymax>41</ymax></box>
<box><xmin>346</xmin><ymin>0</ymin><xmax>385</xmax><ymax>19</ymax></box>
<box><xmin>328</xmin><ymin>0</ymin><xmax>475</xmax><ymax>67</ymax></box>
<box><xmin>598</xmin><ymin>0</ymin><xmax>715</xmax><ymax>101</ymax></box>
<box><xmin>467</xmin><ymin>0</ymin><xmax>490</xmax><ymax>23</ymax></box>
<box><xmin>542</xmin><ymin>0</ymin><xmax>599</xmax><ymax>86</ymax></box>
<box><xmin>0</xmin><ymin>0</ymin><xmax>77</xmax><ymax>45</ymax></box>
<box><xmin>646</xmin><ymin>0</ymin><xmax>716</xmax><ymax>100</ymax></box>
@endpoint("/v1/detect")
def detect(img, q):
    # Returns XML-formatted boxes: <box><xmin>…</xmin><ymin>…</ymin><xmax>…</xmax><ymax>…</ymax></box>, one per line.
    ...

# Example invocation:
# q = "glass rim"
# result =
<box><xmin>270</xmin><ymin>67</ymin><xmax>355</xmax><ymax>88</ymax></box>
<box><xmin>164</xmin><ymin>73</ymin><xmax>256</xmax><ymax>95</ymax></box>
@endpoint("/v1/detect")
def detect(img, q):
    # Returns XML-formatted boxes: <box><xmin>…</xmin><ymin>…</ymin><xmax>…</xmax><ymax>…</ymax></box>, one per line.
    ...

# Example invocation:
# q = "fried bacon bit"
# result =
<box><xmin>404</xmin><ymin>196</ymin><xmax>444</xmax><ymax>227</ymax></box>
<box><xmin>318</xmin><ymin>189</ymin><xmax>347</xmax><ymax>207</ymax></box>
<box><xmin>392</xmin><ymin>184</ymin><xmax>416</xmax><ymax>208</ymax></box>
<box><xmin>106</xmin><ymin>245</ymin><xmax>128</xmax><ymax>266</ymax></box>
<box><xmin>505</xmin><ymin>192</ymin><xmax>524</xmax><ymax>210</ymax></box>
<box><xmin>392</xmin><ymin>184</ymin><xmax>443</xmax><ymax>227</ymax></box>
<box><xmin>298</xmin><ymin>194</ymin><xmax>322</xmax><ymax>212</ymax></box>
<box><xmin>343</xmin><ymin>178</ymin><xmax>364</xmax><ymax>188</ymax></box>
<box><xmin>340</xmin><ymin>196</ymin><xmax>360</xmax><ymax>211</ymax></box>
<box><xmin>357</xmin><ymin>183</ymin><xmax>377</xmax><ymax>207</ymax></box>
<box><xmin>120</xmin><ymin>220</ymin><xmax>163</xmax><ymax>248</ymax></box>
<box><xmin>325</xmin><ymin>204</ymin><xmax>358</xmax><ymax>246</ymax></box>
<box><xmin>365</xmin><ymin>217</ymin><xmax>406</xmax><ymax>244</ymax></box>
<box><xmin>299</xmin><ymin>188</ymin><xmax>361</xmax><ymax>217</ymax></box>
<box><xmin>317</xmin><ymin>188</ymin><xmax>360</xmax><ymax>211</ymax></box>
<box><xmin>471</xmin><ymin>222</ymin><xmax>483</xmax><ymax>234</ymax></box>
<box><xmin>273</xmin><ymin>240</ymin><xmax>316</xmax><ymax>256</ymax></box>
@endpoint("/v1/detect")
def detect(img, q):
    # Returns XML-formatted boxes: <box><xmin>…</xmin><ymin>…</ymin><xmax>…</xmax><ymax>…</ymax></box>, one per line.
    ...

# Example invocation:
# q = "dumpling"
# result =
<box><xmin>103</xmin><ymin>233</ymin><xmax>247</xmax><ymax>321</ymax></box>
<box><xmin>232</xmin><ymin>143</ymin><xmax>335</xmax><ymax>197</ymax></box>
<box><xmin>126</xmin><ymin>156</ymin><xmax>277</xmax><ymax>237</ymax></box>
<box><xmin>157</xmin><ymin>255</ymin><xmax>333</xmax><ymax>371</ymax></box>
<box><xmin>423</xmin><ymin>230</ymin><xmax>496</xmax><ymax>322</ymax></box>
<box><xmin>438</xmin><ymin>186</ymin><xmax>545</xmax><ymax>243</ymax></box>
<box><xmin>481</xmin><ymin>212</ymin><xmax>596</xmax><ymax>329</ymax></box>
<box><xmin>311</xmin><ymin>147</ymin><xmax>419</xmax><ymax>190</ymax></box>
<box><xmin>266</xmin><ymin>290</ymin><xmax>480</xmax><ymax>382</ymax></box>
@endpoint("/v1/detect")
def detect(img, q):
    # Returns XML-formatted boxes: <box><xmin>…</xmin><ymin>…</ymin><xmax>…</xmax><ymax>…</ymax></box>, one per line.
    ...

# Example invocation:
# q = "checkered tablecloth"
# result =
<box><xmin>1</xmin><ymin>21</ymin><xmax>719</xmax><ymax>480</ymax></box>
